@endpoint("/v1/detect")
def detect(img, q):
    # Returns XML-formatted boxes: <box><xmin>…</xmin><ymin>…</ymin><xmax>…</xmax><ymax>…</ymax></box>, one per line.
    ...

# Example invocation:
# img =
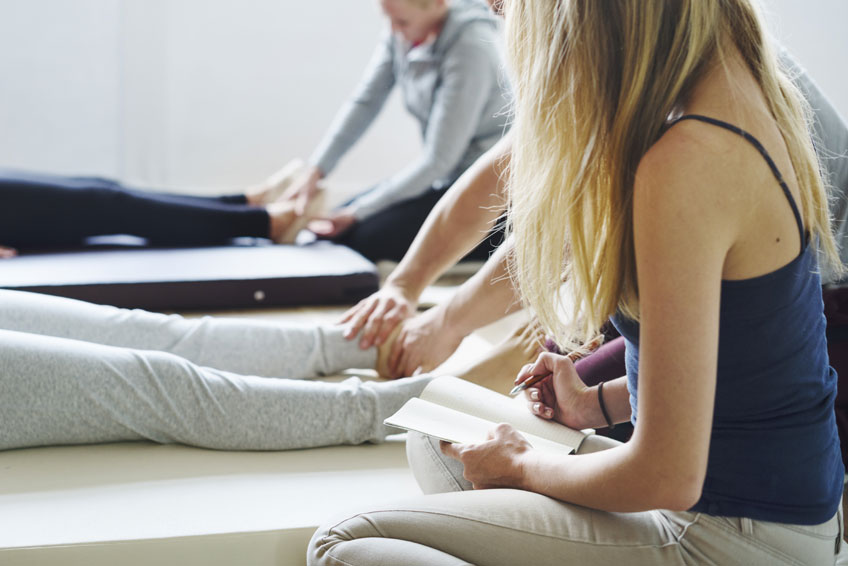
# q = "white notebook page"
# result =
<box><xmin>400</xmin><ymin>376</ymin><xmax>587</xmax><ymax>451</ymax></box>
<box><xmin>384</xmin><ymin>398</ymin><xmax>576</xmax><ymax>455</ymax></box>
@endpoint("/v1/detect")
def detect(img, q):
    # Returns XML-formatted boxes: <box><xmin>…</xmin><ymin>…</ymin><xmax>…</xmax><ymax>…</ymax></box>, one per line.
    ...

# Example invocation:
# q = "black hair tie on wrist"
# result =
<box><xmin>597</xmin><ymin>381</ymin><xmax>615</xmax><ymax>430</ymax></box>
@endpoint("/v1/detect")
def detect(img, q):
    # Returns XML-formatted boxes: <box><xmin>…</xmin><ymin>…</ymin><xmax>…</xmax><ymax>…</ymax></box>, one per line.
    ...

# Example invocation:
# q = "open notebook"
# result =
<box><xmin>385</xmin><ymin>376</ymin><xmax>590</xmax><ymax>455</ymax></box>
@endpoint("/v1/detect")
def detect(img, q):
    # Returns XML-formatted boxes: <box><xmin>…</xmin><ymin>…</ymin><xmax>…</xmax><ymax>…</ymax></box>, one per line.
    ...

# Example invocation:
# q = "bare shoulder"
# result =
<box><xmin>634</xmin><ymin>121</ymin><xmax>751</xmax><ymax>225</ymax></box>
<box><xmin>632</xmin><ymin>121</ymin><xmax>754</xmax><ymax>264</ymax></box>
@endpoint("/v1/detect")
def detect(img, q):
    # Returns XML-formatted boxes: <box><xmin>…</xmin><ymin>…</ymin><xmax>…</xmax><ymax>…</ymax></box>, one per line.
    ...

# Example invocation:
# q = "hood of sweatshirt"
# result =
<box><xmin>431</xmin><ymin>0</ymin><xmax>499</xmax><ymax>56</ymax></box>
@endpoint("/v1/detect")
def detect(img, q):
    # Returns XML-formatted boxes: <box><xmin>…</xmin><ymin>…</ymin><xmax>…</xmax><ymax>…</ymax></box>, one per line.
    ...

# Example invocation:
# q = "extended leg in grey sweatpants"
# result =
<box><xmin>0</xmin><ymin>290</ymin><xmax>431</xmax><ymax>451</ymax></box>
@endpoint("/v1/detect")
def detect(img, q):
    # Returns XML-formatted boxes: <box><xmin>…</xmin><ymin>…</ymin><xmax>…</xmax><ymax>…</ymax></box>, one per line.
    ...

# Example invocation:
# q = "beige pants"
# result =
<box><xmin>308</xmin><ymin>433</ymin><xmax>842</xmax><ymax>565</ymax></box>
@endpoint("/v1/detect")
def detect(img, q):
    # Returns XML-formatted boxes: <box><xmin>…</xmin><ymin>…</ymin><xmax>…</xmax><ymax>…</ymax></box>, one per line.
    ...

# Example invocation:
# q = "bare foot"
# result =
<box><xmin>453</xmin><ymin>320</ymin><xmax>545</xmax><ymax>395</ymax></box>
<box><xmin>266</xmin><ymin>189</ymin><xmax>327</xmax><ymax>244</ymax></box>
<box><xmin>376</xmin><ymin>323</ymin><xmax>403</xmax><ymax>379</ymax></box>
<box><xmin>245</xmin><ymin>158</ymin><xmax>305</xmax><ymax>206</ymax></box>
<box><xmin>266</xmin><ymin>200</ymin><xmax>298</xmax><ymax>243</ymax></box>
<box><xmin>245</xmin><ymin>183</ymin><xmax>271</xmax><ymax>207</ymax></box>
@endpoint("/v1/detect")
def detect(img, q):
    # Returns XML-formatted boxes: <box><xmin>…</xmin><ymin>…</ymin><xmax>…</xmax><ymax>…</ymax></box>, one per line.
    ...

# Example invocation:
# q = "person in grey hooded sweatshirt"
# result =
<box><xmin>270</xmin><ymin>0</ymin><xmax>511</xmax><ymax>262</ymax></box>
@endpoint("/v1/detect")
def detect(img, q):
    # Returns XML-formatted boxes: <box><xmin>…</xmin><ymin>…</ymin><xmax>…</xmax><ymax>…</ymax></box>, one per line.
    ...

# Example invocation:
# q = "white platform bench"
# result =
<box><xmin>0</xmin><ymin>438</ymin><xmax>417</xmax><ymax>566</ymax></box>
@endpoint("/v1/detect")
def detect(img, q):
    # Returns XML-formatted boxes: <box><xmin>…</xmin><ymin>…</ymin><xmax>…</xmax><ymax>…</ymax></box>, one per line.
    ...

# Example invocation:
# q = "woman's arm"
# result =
<box><xmin>309</xmin><ymin>31</ymin><xmax>397</xmax><ymax>179</ymax></box>
<box><xmin>278</xmin><ymin>32</ymin><xmax>397</xmax><ymax>212</ymax></box>
<box><xmin>387</xmin><ymin>237</ymin><xmax>522</xmax><ymax>377</ymax></box>
<box><xmin>387</xmin><ymin>135</ymin><xmax>511</xmax><ymax>300</ymax></box>
<box><xmin>349</xmin><ymin>32</ymin><xmax>505</xmax><ymax>221</ymax></box>
<box><xmin>447</xmin><ymin>134</ymin><xmax>736</xmax><ymax>512</ymax></box>
<box><xmin>341</xmin><ymin>136</ymin><xmax>511</xmax><ymax>348</ymax></box>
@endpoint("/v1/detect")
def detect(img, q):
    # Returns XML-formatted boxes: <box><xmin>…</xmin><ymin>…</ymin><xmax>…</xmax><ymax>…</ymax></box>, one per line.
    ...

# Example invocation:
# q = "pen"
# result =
<box><xmin>508</xmin><ymin>336</ymin><xmax>604</xmax><ymax>396</ymax></box>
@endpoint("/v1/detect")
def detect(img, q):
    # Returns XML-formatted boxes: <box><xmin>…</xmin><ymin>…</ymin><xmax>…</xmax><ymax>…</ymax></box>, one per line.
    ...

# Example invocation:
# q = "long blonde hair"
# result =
<box><xmin>504</xmin><ymin>0</ymin><xmax>842</xmax><ymax>350</ymax></box>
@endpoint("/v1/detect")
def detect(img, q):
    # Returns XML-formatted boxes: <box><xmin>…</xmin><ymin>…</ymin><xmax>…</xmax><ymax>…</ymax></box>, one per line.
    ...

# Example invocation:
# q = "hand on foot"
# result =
<box><xmin>307</xmin><ymin>206</ymin><xmax>357</xmax><ymax>239</ymax></box>
<box><xmin>267</xmin><ymin>188</ymin><xmax>327</xmax><ymax>244</ymax></box>
<box><xmin>376</xmin><ymin>323</ymin><xmax>403</xmax><ymax>379</ymax></box>
<box><xmin>245</xmin><ymin>158</ymin><xmax>306</xmax><ymax>206</ymax></box>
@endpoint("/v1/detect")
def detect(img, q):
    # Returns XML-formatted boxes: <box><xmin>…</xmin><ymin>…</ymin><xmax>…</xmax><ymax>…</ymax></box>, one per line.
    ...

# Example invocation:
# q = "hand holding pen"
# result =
<box><xmin>509</xmin><ymin>336</ymin><xmax>604</xmax><ymax>396</ymax></box>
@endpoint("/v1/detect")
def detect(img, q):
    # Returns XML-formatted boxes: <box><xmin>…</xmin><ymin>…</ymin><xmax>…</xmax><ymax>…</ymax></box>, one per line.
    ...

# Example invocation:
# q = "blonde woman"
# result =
<box><xmin>273</xmin><ymin>0</ymin><xmax>510</xmax><ymax>261</ymax></box>
<box><xmin>308</xmin><ymin>1</ymin><xmax>845</xmax><ymax>564</ymax></box>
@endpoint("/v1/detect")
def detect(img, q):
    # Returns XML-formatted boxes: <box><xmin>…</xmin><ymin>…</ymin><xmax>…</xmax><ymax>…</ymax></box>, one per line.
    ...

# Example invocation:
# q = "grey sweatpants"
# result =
<box><xmin>0</xmin><ymin>290</ymin><xmax>432</xmax><ymax>451</ymax></box>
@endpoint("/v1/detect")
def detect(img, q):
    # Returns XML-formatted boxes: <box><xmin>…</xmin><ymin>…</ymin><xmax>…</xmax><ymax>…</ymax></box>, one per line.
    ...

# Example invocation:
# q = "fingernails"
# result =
<box><xmin>544</xmin><ymin>408</ymin><xmax>553</xmax><ymax>417</ymax></box>
<box><xmin>533</xmin><ymin>403</ymin><xmax>541</xmax><ymax>413</ymax></box>
<box><xmin>529</xmin><ymin>390</ymin><xmax>539</xmax><ymax>401</ymax></box>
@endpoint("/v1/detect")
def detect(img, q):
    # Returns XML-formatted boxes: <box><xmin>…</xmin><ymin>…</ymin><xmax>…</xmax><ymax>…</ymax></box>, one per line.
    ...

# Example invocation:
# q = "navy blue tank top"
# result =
<box><xmin>612</xmin><ymin>115</ymin><xmax>843</xmax><ymax>525</ymax></box>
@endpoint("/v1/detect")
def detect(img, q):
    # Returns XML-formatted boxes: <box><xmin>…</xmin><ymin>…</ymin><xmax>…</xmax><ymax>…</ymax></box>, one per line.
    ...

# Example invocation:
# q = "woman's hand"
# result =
<box><xmin>339</xmin><ymin>283</ymin><xmax>419</xmax><ymax>349</ymax></box>
<box><xmin>308</xmin><ymin>207</ymin><xmax>357</xmax><ymax>238</ymax></box>
<box><xmin>281</xmin><ymin>165</ymin><xmax>323</xmax><ymax>215</ymax></box>
<box><xmin>388</xmin><ymin>306</ymin><xmax>465</xmax><ymax>378</ymax></box>
<box><xmin>515</xmin><ymin>352</ymin><xmax>598</xmax><ymax>430</ymax></box>
<box><xmin>440</xmin><ymin>424</ymin><xmax>534</xmax><ymax>489</ymax></box>
<box><xmin>0</xmin><ymin>246</ymin><xmax>17</xmax><ymax>259</ymax></box>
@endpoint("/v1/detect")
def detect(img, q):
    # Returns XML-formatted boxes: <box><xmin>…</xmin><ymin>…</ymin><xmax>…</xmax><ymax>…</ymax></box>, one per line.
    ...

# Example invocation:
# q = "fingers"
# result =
<box><xmin>514</xmin><ymin>351</ymin><xmax>570</xmax><ymax>385</ymax></box>
<box><xmin>527</xmin><ymin>395</ymin><xmax>555</xmax><ymax>420</ymax></box>
<box><xmin>392</xmin><ymin>340</ymin><xmax>413</xmax><ymax>378</ymax></box>
<box><xmin>388</xmin><ymin>329</ymin><xmax>407</xmax><ymax>377</ymax></box>
<box><xmin>0</xmin><ymin>246</ymin><xmax>17</xmax><ymax>259</ymax></box>
<box><xmin>294</xmin><ymin>191</ymin><xmax>310</xmax><ymax>216</ymax></box>
<box><xmin>360</xmin><ymin>301</ymin><xmax>393</xmax><ymax>349</ymax></box>
<box><xmin>514</xmin><ymin>362</ymin><xmax>534</xmax><ymax>385</ymax></box>
<box><xmin>338</xmin><ymin>299</ymin><xmax>366</xmax><ymax>325</ymax></box>
<box><xmin>280</xmin><ymin>184</ymin><xmax>298</xmax><ymax>202</ymax></box>
<box><xmin>340</xmin><ymin>298</ymin><xmax>378</xmax><ymax>341</ymax></box>
<box><xmin>307</xmin><ymin>218</ymin><xmax>334</xmax><ymax>237</ymax></box>
<box><xmin>440</xmin><ymin>440</ymin><xmax>460</xmax><ymax>460</ymax></box>
<box><xmin>372</xmin><ymin>305</ymin><xmax>406</xmax><ymax>347</ymax></box>
<box><xmin>396</xmin><ymin>339</ymin><xmax>427</xmax><ymax>378</ymax></box>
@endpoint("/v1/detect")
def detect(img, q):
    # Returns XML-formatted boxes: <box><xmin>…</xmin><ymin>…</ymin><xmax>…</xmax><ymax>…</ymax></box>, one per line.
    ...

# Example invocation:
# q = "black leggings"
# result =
<box><xmin>336</xmin><ymin>186</ymin><xmax>505</xmax><ymax>263</ymax></box>
<box><xmin>0</xmin><ymin>169</ymin><xmax>270</xmax><ymax>247</ymax></box>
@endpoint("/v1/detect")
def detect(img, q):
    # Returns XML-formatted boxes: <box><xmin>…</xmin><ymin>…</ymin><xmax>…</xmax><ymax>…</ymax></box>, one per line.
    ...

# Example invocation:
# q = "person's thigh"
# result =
<box><xmin>309</xmin><ymin>488</ymin><xmax>688</xmax><ymax>566</ymax></box>
<box><xmin>320</xmin><ymin>431</ymin><xmax>837</xmax><ymax>565</ymax></box>
<box><xmin>336</xmin><ymin>189</ymin><xmax>444</xmax><ymax>262</ymax></box>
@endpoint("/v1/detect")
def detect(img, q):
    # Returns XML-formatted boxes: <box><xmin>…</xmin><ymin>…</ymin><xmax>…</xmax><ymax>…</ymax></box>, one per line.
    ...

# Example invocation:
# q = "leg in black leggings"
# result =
<box><xmin>335</xmin><ymin>186</ymin><xmax>505</xmax><ymax>262</ymax></box>
<box><xmin>0</xmin><ymin>169</ymin><xmax>270</xmax><ymax>247</ymax></box>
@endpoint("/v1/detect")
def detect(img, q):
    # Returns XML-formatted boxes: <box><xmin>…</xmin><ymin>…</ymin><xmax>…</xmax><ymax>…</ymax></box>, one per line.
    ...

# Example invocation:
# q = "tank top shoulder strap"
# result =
<box><xmin>670</xmin><ymin>114</ymin><xmax>807</xmax><ymax>249</ymax></box>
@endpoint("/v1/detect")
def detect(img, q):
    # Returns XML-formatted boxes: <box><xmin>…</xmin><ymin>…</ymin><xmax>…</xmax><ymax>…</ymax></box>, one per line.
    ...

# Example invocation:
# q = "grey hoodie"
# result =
<box><xmin>309</xmin><ymin>0</ymin><xmax>511</xmax><ymax>221</ymax></box>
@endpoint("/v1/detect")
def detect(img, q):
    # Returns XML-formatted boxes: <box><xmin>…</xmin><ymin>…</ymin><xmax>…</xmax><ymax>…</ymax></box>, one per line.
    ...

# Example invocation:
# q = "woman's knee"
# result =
<box><xmin>406</xmin><ymin>431</ymin><xmax>472</xmax><ymax>494</ymax></box>
<box><xmin>308</xmin><ymin>502</ymin><xmax>474</xmax><ymax>566</ymax></box>
<box><xmin>308</xmin><ymin>512</ymin><xmax>384</xmax><ymax>566</ymax></box>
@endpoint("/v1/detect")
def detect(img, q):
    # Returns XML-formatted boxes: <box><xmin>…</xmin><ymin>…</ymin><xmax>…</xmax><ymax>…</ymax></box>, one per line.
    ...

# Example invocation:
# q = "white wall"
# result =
<box><xmin>764</xmin><ymin>0</ymin><xmax>848</xmax><ymax>117</ymax></box>
<box><xmin>0</xmin><ymin>0</ymin><xmax>845</xmax><ymax>196</ymax></box>
<box><xmin>0</xmin><ymin>0</ymin><xmax>419</xmax><ymax>196</ymax></box>
<box><xmin>0</xmin><ymin>1</ymin><xmax>122</xmax><ymax>176</ymax></box>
